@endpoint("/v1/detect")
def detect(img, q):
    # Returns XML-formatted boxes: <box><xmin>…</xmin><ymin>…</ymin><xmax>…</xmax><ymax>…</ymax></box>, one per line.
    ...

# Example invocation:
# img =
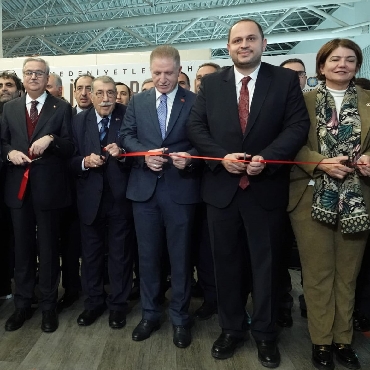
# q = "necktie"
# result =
<box><xmin>157</xmin><ymin>94</ymin><xmax>167</xmax><ymax>139</ymax></box>
<box><xmin>238</xmin><ymin>76</ymin><xmax>251</xmax><ymax>134</ymax></box>
<box><xmin>238</xmin><ymin>76</ymin><xmax>251</xmax><ymax>190</ymax></box>
<box><xmin>99</xmin><ymin>117</ymin><xmax>109</xmax><ymax>142</ymax></box>
<box><xmin>30</xmin><ymin>100</ymin><xmax>39</xmax><ymax>127</ymax></box>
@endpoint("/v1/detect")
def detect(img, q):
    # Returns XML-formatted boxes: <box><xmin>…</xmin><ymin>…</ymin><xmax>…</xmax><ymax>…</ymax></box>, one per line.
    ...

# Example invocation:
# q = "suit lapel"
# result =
<box><xmin>31</xmin><ymin>94</ymin><xmax>58</xmax><ymax>141</ymax></box>
<box><xmin>223</xmin><ymin>68</ymin><xmax>242</xmax><ymax>137</ymax></box>
<box><xmin>107</xmin><ymin>108</ymin><xmax>122</xmax><ymax>144</ymax></box>
<box><xmin>87</xmin><ymin>109</ymin><xmax>100</xmax><ymax>152</ymax></box>
<box><xmin>165</xmin><ymin>88</ymin><xmax>186</xmax><ymax>139</ymax></box>
<box><xmin>357</xmin><ymin>87</ymin><xmax>370</xmax><ymax>150</ymax></box>
<box><xmin>146</xmin><ymin>89</ymin><xmax>162</xmax><ymax>140</ymax></box>
<box><xmin>15</xmin><ymin>96</ymin><xmax>28</xmax><ymax>141</ymax></box>
<box><xmin>244</xmin><ymin>63</ymin><xmax>272</xmax><ymax>139</ymax></box>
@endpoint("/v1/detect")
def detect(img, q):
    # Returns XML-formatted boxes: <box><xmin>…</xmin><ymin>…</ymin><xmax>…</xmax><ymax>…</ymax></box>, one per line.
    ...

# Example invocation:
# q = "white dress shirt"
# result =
<box><xmin>234</xmin><ymin>64</ymin><xmax>261</xmax><ymax>109</ymax></box>
<box><xmin>25</xmin><ymin>91</ymin><xmax>48</xmax><ymax>115</ymax></box>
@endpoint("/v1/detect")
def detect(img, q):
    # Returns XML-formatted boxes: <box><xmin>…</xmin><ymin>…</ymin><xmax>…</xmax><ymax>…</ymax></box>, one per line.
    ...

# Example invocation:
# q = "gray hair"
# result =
<box><xmin>91</xmin><ymin>75</ymin><xmax>117</xmax><ymax>92</ymax></box>
<box><xmin>150</xmin><ymin>45</ymin><xmax>180</xmax><ymax>68</ymax></box>
<box><xmin>23</xmin><ymin>57</ymin><xmax>50</xmax><ymax>75</ymax></box>
<box><xmin>49</xmin><ymin>72</ymin><xmax>62</xmax><ymax>87</ymax></box>
<box><xmin>141</xmin><ymin>78</ymin><xmax>153</xmax><ymax>88</ymax></box>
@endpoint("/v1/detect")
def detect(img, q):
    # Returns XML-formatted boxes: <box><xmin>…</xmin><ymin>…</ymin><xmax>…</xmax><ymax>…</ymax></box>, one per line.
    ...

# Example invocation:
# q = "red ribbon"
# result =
<box><xmin>119</xmin><ymin>151</ymin><xmax>365</xmax><ymax>166</ymax></box>
<box><xmin>18</xmin><ymin>167</ymin><xmax>30</xmax><ymax>201</ymax></box>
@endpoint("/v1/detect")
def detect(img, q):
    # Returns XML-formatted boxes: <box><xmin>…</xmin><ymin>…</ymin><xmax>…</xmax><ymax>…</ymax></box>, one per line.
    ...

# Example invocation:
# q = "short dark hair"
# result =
<box><xmin>0</xmin><ymin>71</ymin><xmax>22</xmax><ymax>91</ymax></box>
<box><xmin>115</xmin><ymin>82</ymin><xmax>132</xmax><ymax>99</ymax></box>
<box><xmin>73</xmin><ymin>74</ymin><xmax>95</xmax><ymax>89</ymax></box>
<box><xmin>280</xmin><ymin>58</ymin><xmax>306</xmax><ymax>70</ymax></box>
<box><xmin>196</xmin><ymin>62</ymin><xmax>221</xmax><ymax>73</ymax></box>
<box><xmin>316</xmin><ymin>39</ymin><xmax>362</xmax><ymax>81</ymax></box>
<box><xmin>228</xmin><ymin>19</ymin><xmax>264</xmax><ymax>43</ymax></box>
<box><xmin>179</xmin><ymin>72</ymin><xmax>190</xmax><ymax>86</ymax></box>
<box><xmin>355</xmin><ymin>77</ymin><xmax>370</xmax><ymax>90</ymax></box>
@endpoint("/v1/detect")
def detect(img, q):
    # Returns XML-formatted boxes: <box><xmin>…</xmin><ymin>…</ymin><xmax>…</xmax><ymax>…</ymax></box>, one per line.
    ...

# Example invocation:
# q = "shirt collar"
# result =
<box><xmin>76</xmin><ymin>105</ymin><xmax>85</xmax><ymax>114</ymax></box>
<box><xmin>95</xmin><ymin>111</ymin><xmax>112</xmax><ymax>125</ymax></box>
<box><xmin>234</xmin><ymin>63</ymin><xmax>261</xmax><ymax>85</ymax></box>
<box><xmin>155</xmin><ymin>85</ymin><xmax>179</xmax><ymax>101</ymax></box>
<box><xmin>26</xmin><ymin>91</ymin><xmax>48</xmax><ymax>105</ymax></box>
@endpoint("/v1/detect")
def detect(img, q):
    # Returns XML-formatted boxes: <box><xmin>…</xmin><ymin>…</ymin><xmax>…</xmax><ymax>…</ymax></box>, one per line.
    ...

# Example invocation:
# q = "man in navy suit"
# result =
<box><xmin>187</xmin><ymin>19</ymin><xmax>310</xmax><ymax>367</ymax></box>
<box><xmin>70</xmin><ymin>76</ymin><xmax>135</xmax><ymax>329</ymax></box>
<box><xmin>122</xmin><ymin>45</ymin><xmax>201</xmax><ymax>348</ymax></box>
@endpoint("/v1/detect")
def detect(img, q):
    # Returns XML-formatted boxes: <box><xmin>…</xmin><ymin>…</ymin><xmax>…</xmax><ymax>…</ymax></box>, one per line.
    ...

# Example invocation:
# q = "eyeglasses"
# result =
<box><xmin>23</xmin><ymin>70</ymin><xmax>47</xmax><ymax>78</ymax></box>
<box><xmin>297</xmin><ymin>71</ymin><xmax>307</xmax><ymax>78</ymax></box>
<box><xmin>95</xmin><ymin>90</ymin><xmax>116</xmax><ymax>98</ymax></box>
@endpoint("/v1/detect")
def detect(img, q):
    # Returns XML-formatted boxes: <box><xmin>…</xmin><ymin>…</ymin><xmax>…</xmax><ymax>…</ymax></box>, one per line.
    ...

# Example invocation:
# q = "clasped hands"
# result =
<box><xmin>8</xmin><ymin>135</ymin><xmax>54</xmax><ymax>165</ymax></box>
<box><xmin>222</xmin><ymin>153</ymin><xmax>265</xmax><ymax>175</ymax></box>
<box><xmin>145</xmin><ymin>148</ymin><xmax>191</xmax><ymax>171</ymax></box>
<box><xmin>84</xmin><ymin>143</ymin><xmax>121</xmax><ymax>168</ymax></box>
<box><xmin>317</xmin><ymin>155</ymin><xmax>370</xmax><ymax>179</ymax></box>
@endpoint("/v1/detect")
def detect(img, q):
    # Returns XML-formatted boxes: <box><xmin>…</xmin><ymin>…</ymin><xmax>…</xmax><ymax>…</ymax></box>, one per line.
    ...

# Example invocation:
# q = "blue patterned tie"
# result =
<box><xmin>157</xmin><ymin>94</ymin><xmax>167</xmax><ymax>139</ymax></box>
<box><xmin>99</xmin><ymin>117</ymin><xmax>109</xmax><ymax>142</ymax></box>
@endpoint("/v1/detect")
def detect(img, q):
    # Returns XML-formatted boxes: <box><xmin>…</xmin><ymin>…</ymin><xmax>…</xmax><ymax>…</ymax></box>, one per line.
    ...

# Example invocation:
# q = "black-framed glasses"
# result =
<box><xmin>23</xmin><ymin>70</ymin><xmax>47</xmax><ymax>78</ymax></box>
<box><xmin>297</xmin><ymin>71</ymin><xmax>307</xmax><ymax>78</ymax></box>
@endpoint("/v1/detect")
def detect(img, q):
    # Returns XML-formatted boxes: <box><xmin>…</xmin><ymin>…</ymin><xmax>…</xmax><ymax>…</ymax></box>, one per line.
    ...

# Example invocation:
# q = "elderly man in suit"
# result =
<box><xmin>187</xmin><ymin>19</ymin><xmax>310</xmax><ymax>367</ymax></box>
<box><xmin>1</xmin><ymin>57</ymin><xmax>74</xmax><ymax>333</ymax></box>
<box><xmin>70</xmin><ymin>76</ymin><xmax>134</xmax><ymax>329</ymax></box>
<box><xmin>122</xmin><ymin>45</ymin><xmax>200</xmax><ymax>348</ymax></box>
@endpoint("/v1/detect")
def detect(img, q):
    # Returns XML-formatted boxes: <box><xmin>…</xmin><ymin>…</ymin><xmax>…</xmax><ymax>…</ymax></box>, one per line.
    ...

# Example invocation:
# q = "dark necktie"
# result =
<box><xmin>157</xmin><ymin>94</ymin><xmax>167</xmax><ymax>139</ymax></box>
<box><xmin>30</xmin><ymin>100</ymin><xmax>39</xmax><ymax>127</ymax></box>
<box><xmin>238</xmin><ymin>76</ymin><xmax>251</xmax><ymax>190</ymax></box>
<box><xmin>99</xmin><ymin>117</ymin><xmax>109</xmax><ymax>142</ymax></box>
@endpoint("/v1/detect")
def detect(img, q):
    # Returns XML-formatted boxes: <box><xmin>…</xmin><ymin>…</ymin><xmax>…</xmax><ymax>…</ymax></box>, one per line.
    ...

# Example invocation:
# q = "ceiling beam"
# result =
<box><xmin>264</xmin><ymin>8</ymin><xmax>297</xmax><ymax>34</ymax></box>
<box><xmin>119</xmin><ymin>27</ymin><xmax>154</xmax><ymax>46</ymax></box>
<box><xmin>38</xmin><ymin>37</ymin><xmax>69</xmax><ymax>55</ymax></box>
<box><xmin>4</xmin><ymin>36</ymin><xmax>30</xmax><ymax>57</ymax></box>
<box><xmin>2</xmin><ymin>0</ymin><xmax>360</xmax><ymax>39</ymax></box>
<box><xmin>92</xmin><ymin>23</ymin><xmax>366</xmax><ymax>54</ymax></box>
<box><xmin>167</xmin><ymin>18</ymin><xmax>201</xmax><ymax>44</ymax></box>
<box><xmin>78</xmin><ymin>28</ymin><xmax>112</xmax><ymax>54</ymax></box>
<box><xmin>306</xmin><ymin>5</ymin><xmax>349</xmax><ymax>27</ymax></box>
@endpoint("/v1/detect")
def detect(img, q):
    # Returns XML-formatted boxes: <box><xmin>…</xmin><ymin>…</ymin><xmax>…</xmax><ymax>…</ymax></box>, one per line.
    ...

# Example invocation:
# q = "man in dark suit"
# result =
<box><xmin>187</xmin><ymin>19</ymin><xmax>310</xmax><ymax>367</ymax></box>
<box><xmin>1</xmin><ymin>57</ymin><xmax>74</xmax><ymax>333</ymax></box>
<box><xmin>0</xmin><ymin>71</ymin><xmax>23</xmax><ymax>300</ymax></box>
<box><xmin>72</xmin><ymin>74</ymin><xmax>94</xmax><ymax>115</ymax></box>
<box><xmin>122</xmin><ymin>45</ymin><xmax>201</xmax><ymax>348</ymax></box>
<box><xmin>70</xmin><ymin>76</ymin><xmax>134</xmax><ymax>329</ymax></box>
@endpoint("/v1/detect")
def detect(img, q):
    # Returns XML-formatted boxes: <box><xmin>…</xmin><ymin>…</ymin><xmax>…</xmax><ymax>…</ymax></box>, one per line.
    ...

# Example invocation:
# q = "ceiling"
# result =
<box><xmin>1</xmin><ymin>0</ymin><xmax>367</xmax><ymax>59</ymax></box>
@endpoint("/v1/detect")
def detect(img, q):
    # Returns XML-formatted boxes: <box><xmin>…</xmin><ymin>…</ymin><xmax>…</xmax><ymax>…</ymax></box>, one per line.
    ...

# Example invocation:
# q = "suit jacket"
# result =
<box><xmin>122</xmin><ymin>86</ymin><xmax>201</xmax><ymax>204</ymax></box>
<box><xmin>187</xmin><ymin>63</ymin><xmax>310</xmax><ymax>210</ymax></box>
<box><xmin>1</xmin><ymin>93</ymin><xmax>74</xmax><ymax>209</ymax></box>
<box><xmin>70</xmin><ymin>103</ymin><xmax>131</xmax><ymax>225</ymax></box>
<box><xmin>288</xmin><ymin>86</ymin><xmax>370</xmax><ymax>212</ymax></box>
<box><xmin>72</xmin><ymin>106</ymin><xmax>78</xmax><ymax>116</ymax></box>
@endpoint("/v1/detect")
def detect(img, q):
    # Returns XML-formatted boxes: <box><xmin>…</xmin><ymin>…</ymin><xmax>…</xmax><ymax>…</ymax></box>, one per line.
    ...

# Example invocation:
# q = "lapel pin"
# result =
<box><xmin>180</xmin><ymin>98</ymin><xmax>185</xmax><ymax>103</ymax></box>
<box><xmin>53</xmin><ymin>105</ymin><xmax>56</xmax><ymax>108</ymax></box>
<box><xmin>367</xmin><ymin>103</ymin><xmax>370</xmax><ymax>107</ymax></box>
<box><xmin>115</xmin><ymin>118</ymin><xmax>120</xmax><ymax>121</ymax></box>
